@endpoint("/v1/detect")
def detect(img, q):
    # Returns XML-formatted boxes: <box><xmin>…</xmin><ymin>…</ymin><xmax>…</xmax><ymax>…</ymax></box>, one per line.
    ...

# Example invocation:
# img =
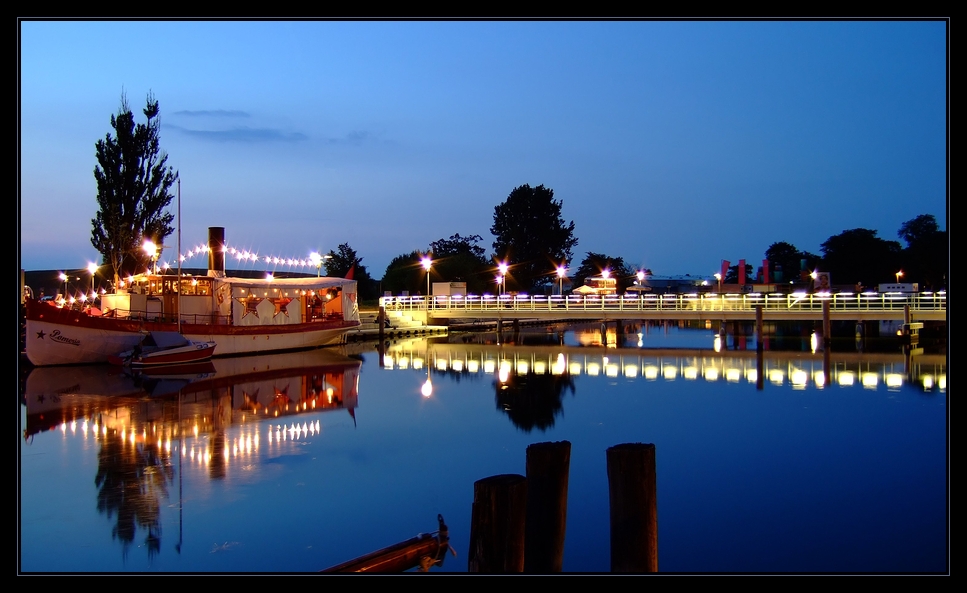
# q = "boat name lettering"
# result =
<box><xmin>49</xmin><ymin>330</ymin><xmax>81</xmax><ymax>347</ymax></box>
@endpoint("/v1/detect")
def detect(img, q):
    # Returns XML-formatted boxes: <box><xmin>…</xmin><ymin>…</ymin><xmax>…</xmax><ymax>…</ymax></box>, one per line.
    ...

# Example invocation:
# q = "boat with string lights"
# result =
<box><xmin>24</xmin><ymin>227</ymin><xmax>361</xmax><ymax>367</ymax></box>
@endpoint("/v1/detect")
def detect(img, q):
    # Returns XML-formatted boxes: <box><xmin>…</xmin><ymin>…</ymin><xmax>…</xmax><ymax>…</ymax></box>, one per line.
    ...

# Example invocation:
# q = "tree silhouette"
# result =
<box><xmin>91</xmin><ymin>92</ymin><xmax>178</xmax><ymax>286</ymax></box>
<box><xmin>491</xmin><ymin>184</ymin><xmax>577</xmax><ymax>293</ymax></box>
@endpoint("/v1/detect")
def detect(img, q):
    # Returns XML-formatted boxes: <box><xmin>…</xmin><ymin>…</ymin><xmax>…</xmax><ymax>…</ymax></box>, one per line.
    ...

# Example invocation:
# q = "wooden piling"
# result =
<box><xmin>468</xmin><ymin>474</ymin><xmax>527</xmax><ymax>573</ymax></box>
<box><xmin>607</xmin><ymin>443</ymin><xmax>658</xmax><ymax>573</ymax></box>
<box><xmin>525</xmin><ymin>441</ymin><xmax>571</xmax><ymax>573</ymax></box>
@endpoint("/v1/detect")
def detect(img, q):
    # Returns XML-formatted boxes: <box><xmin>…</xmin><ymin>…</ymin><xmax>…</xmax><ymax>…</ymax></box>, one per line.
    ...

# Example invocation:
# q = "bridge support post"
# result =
<box><xmin>822</xmin><ymin>300</ymin><xmax>831</xmax><ymax>348</ymax></box>
<box><xmin>525</xmin><ymin>441</ymin><xmax>571</xmax><ymax>573</ymax></box>
<box><xmin>755</xmin><ymin>305</ymin><xmax>763</xmax><ymax>352</ymax></box>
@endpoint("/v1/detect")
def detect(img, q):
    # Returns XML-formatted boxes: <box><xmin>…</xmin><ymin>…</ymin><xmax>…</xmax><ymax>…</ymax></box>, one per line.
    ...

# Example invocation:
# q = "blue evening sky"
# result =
<box><xmin>19</xmin><ymin>19</ymin><xmax>947</xmax><ymax>278</ymax></box>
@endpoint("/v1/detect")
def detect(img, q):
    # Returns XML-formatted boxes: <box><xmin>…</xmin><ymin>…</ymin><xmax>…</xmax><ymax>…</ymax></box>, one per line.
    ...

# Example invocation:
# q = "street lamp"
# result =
<box><xmin>421</xmin><ymin>257</ymin><xmax>432</xmax><ymax>306</ymax></box>
<box><xmin>87</xmin><ymin>263</ymin><xmax>98</xmax><ymax>300</ymax></box>
<box><xmin>557</xmin><ymin>265</ymin><xmax>567</xmax><ymax>295</ymax></box>
<box><xmin>310</xmin><ymin>252</ymin><xmax>322</xmax><ymax>277</ymax></box>
<box><xmin>143</xmin><ymin>240</ymin><xmax>158</xmax><ymax>274</ymax></box>
<box><xmin>496</xmin><ymin>275</ymin><xmax>503</xmax><ymax>295</ymax></box>
<box><xmin>498</xmin><ymin>262</ymin><xmax>508</xmax><ymax>295</ymax></box>
<box><xmin>714</xmin><ymin>272</ymin><xmax>722</xmax><ymax>293</ymax></box>
<box><xmin>58</xmin><ymin>272</ymin><xmax>68</xmax><ymax>304</ymax></box>
<box><xmin>896</xmin><ymin>270</ymin><xmax>904</xmax><ymax>283</ymax></box>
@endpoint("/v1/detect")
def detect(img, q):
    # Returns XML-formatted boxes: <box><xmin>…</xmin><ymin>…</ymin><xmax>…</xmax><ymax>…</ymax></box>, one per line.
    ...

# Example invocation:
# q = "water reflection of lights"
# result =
<box><xmin>376</xmin><ymin>345</ymin><xmax>944</xmax><ymax>394</ymax></box>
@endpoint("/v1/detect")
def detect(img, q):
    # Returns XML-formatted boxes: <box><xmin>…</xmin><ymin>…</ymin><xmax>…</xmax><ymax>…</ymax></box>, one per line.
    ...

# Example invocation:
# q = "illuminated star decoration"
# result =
<box><xmin>237</xmin><ymin>295</ymin><xmax>263</xmax><ymax>319</ymax></box>
<box><xmin>269</xmin><ymin>296</ymin><xmax>293</xmax><ymax>318</ymax></box>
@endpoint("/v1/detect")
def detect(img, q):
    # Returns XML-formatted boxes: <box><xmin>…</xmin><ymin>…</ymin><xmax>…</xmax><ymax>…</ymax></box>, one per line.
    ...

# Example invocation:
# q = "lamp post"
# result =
<box><xmin>714</xmin><ymin>272</ymin><xmax>722</xmax><ymax>293</ymax></box>
<box><xmin>87</xmin><ymin>263</ymin><xmax>98</xmax><ymax>300</ymax></box>
<box><xmin>310</xmin><ymin>252</ymin><xmax>322</xmax><ymax>277</ymax></box>
<box><xmin>557</xmin><ymin>265</ymin><xmax>567</xmax><ymax>296</ymax></box>
<box><xmin>896</xmin><ymin>270</ymin><xmax>903</xmax><ymax>284</ymax></box>
<box><xmin>143</xmin><ymin>240</ymin><xmax>158</xmax><ymax>274</ymax></box>
<box><xmin>58</xmin><ymin>272</ymin><xmax>68</xmax><ymax>305</ymax></box>
<box><xmin>498</xmin><ymin>262</ymin><xmax>508</xmax><ymax>295</ymax></box>
<box><xmin>422</xmin><ymin>257</ymin><xmax>432</xmax><ymax>308</ymax></box>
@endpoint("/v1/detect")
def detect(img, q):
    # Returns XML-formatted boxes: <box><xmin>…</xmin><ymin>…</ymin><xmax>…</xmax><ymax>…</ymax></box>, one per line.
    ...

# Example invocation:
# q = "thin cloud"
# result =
<box><xmin>166</xmin><ymin>123</ymin><xmax>308</xmax><ymax>143</ymax></box>
<box><xmin>327</xmin><ymin>131</ymin><xmax>370</xmax><ymax>145</ymax></box>
<box><xmin>174</xmin><ymin>109</ymin><xmax>250</xmax><ymax>118</ymax></box>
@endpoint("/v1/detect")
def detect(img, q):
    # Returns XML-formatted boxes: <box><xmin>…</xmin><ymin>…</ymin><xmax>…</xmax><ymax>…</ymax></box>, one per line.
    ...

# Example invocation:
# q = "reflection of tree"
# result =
<box><xmin>495</xmin><ymin>372</ymin><xmax>576</xmax><ymax>432</ymax></box>
<box><xmin>94</xmin><ymin>432</ymin><xmax>173</xmax><ymax>560</ymax></box>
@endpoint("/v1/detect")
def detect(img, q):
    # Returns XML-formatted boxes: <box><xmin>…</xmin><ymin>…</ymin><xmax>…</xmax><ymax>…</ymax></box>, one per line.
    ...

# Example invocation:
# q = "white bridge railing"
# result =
<box><xmin>379</xmin><ymin>291</ymin><xmax>947</xmax><ymax>315</ymax></box>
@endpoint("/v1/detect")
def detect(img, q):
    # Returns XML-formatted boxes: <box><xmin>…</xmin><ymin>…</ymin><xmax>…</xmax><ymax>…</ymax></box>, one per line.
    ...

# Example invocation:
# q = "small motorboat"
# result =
<box><xmin>108</xmin><ymin>331</ymin><xmax>216</xmax><ymax>368</ymax></box>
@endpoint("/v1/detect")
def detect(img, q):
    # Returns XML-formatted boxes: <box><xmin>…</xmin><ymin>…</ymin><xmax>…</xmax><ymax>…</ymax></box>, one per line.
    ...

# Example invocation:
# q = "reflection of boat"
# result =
<box><xmin>22</xmin><ymin>348</ymin><xmax>362</xmax><ymax>439</ymax></box>
<box><xmin>108</xmin><ymin>331</ymin><xmax>216</xmax><ymax>367</ymax></box>
<box><xmin>24</xmin><ymin>228</ymin><xmax>360</xmax><ymax>366</ymax></box>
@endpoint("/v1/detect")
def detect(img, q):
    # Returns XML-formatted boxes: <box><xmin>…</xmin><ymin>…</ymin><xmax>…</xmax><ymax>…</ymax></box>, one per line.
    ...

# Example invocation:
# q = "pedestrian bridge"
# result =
<box><xmin>379</xmin><ymin>291</ymin><xmax>947</xmax><ymax>323</ymax></box>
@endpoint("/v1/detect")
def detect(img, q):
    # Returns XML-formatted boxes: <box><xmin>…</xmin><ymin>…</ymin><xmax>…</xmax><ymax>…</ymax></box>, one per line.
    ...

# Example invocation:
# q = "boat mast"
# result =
<box><xmin>177</xmin><ymin>178</ymin><xmax>182</xmax><ymax>334</ymax></box>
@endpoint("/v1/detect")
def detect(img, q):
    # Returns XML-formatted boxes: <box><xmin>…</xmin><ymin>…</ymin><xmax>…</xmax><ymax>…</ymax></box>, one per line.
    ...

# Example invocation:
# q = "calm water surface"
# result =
<box><xmin>19</xmin><ymin>323</ymin><xmax>947</xmax><ymax>573</ymax></box>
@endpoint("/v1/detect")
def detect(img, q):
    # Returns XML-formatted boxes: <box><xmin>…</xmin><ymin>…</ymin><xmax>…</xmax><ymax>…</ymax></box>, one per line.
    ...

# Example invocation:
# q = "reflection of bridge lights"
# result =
<box><xmin>413</xmin><ymin>357</ymin><xmax>424</xmax><ymax>369</ymax></box>
<box><xmin>813</xmin><ymin>371</ymin><xmax>825</xmax><ymax>388</ymax></box>
<box><xmin>516</xmin><ymin>361</ymin><xmax>529</xmax><ymax>375</ymax></box>
<box><xmin>484</xmin><ymin>360</ymin><xmax>496</xmax><ymax>373</ymax></box>
<box><xmin>746</xmin><ymin>369</ymin><xmax>757</xmax><ymax>383</ymax></box>
<box><xmin>769</xmin><ymin>369</ymin><xmax>784</xmax><ymax>385</ymax></box>
<box><xmin>791</xmin><ymin>369</ymin><xmax>808</xmax><ymax>389</ymax></box>
<box><xmin>703</xmin><ymin>368</ymin><xmax>719</xmax><ymax>381</ymax></box>
<box><xmin>396</xmin><ymin>357</ymin><xmax>409</xmax><ymax>369</ymax></box>
<box><xmin>862</xmin><ymin>373</ymin><xmax>878</xmax><ymax>388</ymax></box>
<box><xmin>586</xmin><ymin>363</ymin><xmax>600</xmax><ymax>376</ymax></box>
<box><xmin>644</xmin><ymin>365</ymin><xmax>659</xmax><ymax>380</ymax></box>
<box><xmin>606</xmin><ymin>364</ymin><xmax>619</xmax><ymax>377</ymax></box>
<box><xmin>384</xmin><ymin>354</ymin><xmax>396</xmax><ymax>368</ymax></box>
<box><xmin>624</xmin><ymin>364</ymin><xmax>638</xmax><ymax>378</ymax></box>
<box><xmin>663</xmin><ymin>366</ymin><xmax>677</xmax><ymax>380</ymax></box>
<box><xmin>939</xmin><ymin>375</ymin><xmax>946</xmax><ymax>390</ymax></box>
<box><xmin>683</xmin><ymin>366</ymin><xmax>698</xmax><ymax>380</ymax></box>
<box><xmin>922</xmin><ymin>374</ymin><xmax>934</xmax><ymax>389</ymax></box>
<box><xmin>810</xmin><ymin>332</ymin><xmax>818</xmax><ymax>354</ymax></box>
<box><xmin>885</xmin><ymin>374</ymin><xmax>903</xmax><ymax>388</ymax></box>
<box><xmin>467</xmin><ymin>360</ymin><xmax>480</xmax><ymax>373</ymax></box>
<box><xmin>551</xmin><ymin>354</ymin><xmax>566</xmax><ymax>375</ymax></box>
<box><xmin>498</xmin><ymin>366</ymin><xmax>510</xmax><ymax>383</ymax></box>
<box><xmin>726</xmin><ymin>368</ymin><xmax>741</xmax><ymax>382</ymax></box>
<box><xmin>437</xmin><ymin>359</ymin><xmax>448</xmax><ymax>371</ymax></box>
<box><xmin>569</xmin><ymin>362</ymin><xmax>582</xmax><ymax>375</ymax></box>
<box><xmin>422</xmin><ymin>378</ymin><xmax>433</xmax><ymax>397</ymax></box>
<box><xmin>714</xmin><ymin>335</ymin><xmax>722</xmax><ymax>352</ymax></box>
<box><xmin>452</xmin><ymin>359</ymin><xmax>464</xmax><ymax>372</ymax></box>
<box><xmin>838</xmin><ymin>372</ymin><xmax>855</xmax><ymax>386</ymax></box>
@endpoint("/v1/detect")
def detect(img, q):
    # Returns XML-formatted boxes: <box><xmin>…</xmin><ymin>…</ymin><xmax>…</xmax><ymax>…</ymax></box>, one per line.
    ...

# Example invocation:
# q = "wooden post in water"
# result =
<box><xmin>607</xmin><ymin>443</ymin><xmax>658</xmax><ymax>573</ymax></box>
<box><xmin>525</xmin><ymin>441</ymin><xmax>571</xmax><ymax>573</ymax></box>
<box><xmin>468</xmin><ymin>474</ymin><xmax>527</xmax><ymax>573</ymax></box>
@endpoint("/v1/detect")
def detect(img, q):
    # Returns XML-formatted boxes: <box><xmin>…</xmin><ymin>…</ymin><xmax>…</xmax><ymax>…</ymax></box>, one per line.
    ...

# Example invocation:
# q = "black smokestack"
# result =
<box><xmin>208</xmin><ymin>227</ymin><xmax>225</xmax><ymax>277</ymax></box>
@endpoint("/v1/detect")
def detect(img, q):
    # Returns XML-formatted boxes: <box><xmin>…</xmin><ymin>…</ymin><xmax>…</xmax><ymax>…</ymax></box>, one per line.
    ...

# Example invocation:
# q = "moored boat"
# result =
<box><xmin>107</xmin><ymin>331</ymin><xmax>216</xmax><ymax>367</ymax></box>
<box><xmin>24</xmin><ymin>228</ymin><xmax>361</xmax><ymax>367</ymax></box>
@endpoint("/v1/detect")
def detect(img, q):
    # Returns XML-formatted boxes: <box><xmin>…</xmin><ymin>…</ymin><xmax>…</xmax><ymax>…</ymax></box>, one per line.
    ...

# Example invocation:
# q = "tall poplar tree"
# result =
<box><xmin>91</xmin><ymin>92</ymin><xmax>178</xmax><ymax>286</ymax></box>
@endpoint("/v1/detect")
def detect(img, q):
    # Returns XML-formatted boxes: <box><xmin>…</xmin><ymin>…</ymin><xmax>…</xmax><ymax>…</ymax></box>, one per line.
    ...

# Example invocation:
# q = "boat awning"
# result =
<box><xmin>144</xmin><ymin>331</ymin><xmax>191</xmax><ymax>348</ymax></box>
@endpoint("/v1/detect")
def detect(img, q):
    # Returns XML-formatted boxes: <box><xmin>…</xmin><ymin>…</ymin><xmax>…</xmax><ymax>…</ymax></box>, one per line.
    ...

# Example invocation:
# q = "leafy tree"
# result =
<box><xmin>764</xmin><ymin>242</ymin><xmax>820</xmax><ymax>284</ymax></box>
<box><xmin>381</xmin><ymin>250</ymin><xmax>426</xmax><ymax>295</ymax></box>
<box><xmin>428</xmin><ymin>233</ymin><xmax>491</xmax><ymax>294</ymax></box>
<box><xmin>491</xmin><ymin>184</ymin><xmax>577</xmax><ymax>293</ymax></box>
<box><xmin>724</xmin><ymin>263</ymin><xmax>755</xmax><ymax>284</ymax></box>
<box><xmin>820</xmin><ymin>228</ymin><xmax>902</xmax><ymax>287</ymax></box>
<box><xmin>897</xmin><ymin>214</ymin><xmax>947</xmax><ymax>289</ymax></box>
<box><xmin>324</xmin><ymin>243</ymin><xmax>377</xmax><ymax>300</ymax></box>
<box><xmin>91</xmin><ymin>92</ymin><xmax>178</xmax><ymax>286</ymax></box>
<box><xmin>572</xmin><ymin>252</ymin><xmax>634</xmax><ymax>292</ymax></box>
